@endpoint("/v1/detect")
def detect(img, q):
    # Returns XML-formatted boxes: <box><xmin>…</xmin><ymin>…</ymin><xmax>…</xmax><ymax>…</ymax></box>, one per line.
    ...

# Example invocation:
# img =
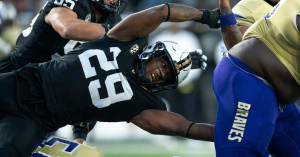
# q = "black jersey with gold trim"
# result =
<box><xmin>11</xmin><ymin>0</ymin><xmax>121</xmax><ymax>69</ymax></box>
<box><xmin>37</xmin><ymin>36</ymin><xmax>167</xmax><ymax>129</ymax></box>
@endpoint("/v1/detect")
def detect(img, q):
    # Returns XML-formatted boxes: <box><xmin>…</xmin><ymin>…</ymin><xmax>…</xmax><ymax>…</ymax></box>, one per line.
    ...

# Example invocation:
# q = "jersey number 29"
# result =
<box><xmin>79</xmin><ymin>48</ymin><xmax>133</xmax><ymax>108</ymax></box>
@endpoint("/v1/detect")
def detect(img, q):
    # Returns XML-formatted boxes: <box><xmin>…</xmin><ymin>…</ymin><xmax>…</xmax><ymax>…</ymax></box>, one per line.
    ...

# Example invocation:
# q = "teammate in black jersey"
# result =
<box><xmin>0</xmin><ymin>0</ymin><xmax>127</xmax><ymax>144</ymax></box>
<box><xmin>0</xmin><ymin>3</ymin><xmax>220</xmax><ymax>157</ymax></box>
<box><xmin>0</xmin><ymin>0</ymin><xmax>126</xmax><ymax>72</ymax></box>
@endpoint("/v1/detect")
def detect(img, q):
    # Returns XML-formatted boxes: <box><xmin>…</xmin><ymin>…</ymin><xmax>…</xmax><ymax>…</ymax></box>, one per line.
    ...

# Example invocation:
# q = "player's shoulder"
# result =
<box><xmin>46</xmin><ymin>0</ymin><xmax>91</xmax><ymax>13</ymax></box>
<box><xmin>48</xmin><ymin>0</ymin><xmax>90</xmax><ymax>8</ymax></box>
<box><xmin>233</xmin><ymin>0</ymin><xmax>273</xmax><ymax>25</ymax></box>
<box><xmin>233</xmin><ymin>0</ymin><xmax>273</xmax><ymax>16</ymax></box>
<box><xmin>32</xmin><ymin>135</ymin><xmax>105</xmax><ymax>157</ymax></box>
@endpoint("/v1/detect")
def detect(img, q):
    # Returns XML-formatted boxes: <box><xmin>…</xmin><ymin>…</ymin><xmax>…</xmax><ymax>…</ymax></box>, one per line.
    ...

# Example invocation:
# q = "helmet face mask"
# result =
<box><xmin>90</xmin><ymin>0</ymin><xmax>127</xmax><ymax>16</ymax></box>
<box><xmin>137</xmin><ymin>41</ymin><xmax>192</xmax><ymax>93</ymax></box>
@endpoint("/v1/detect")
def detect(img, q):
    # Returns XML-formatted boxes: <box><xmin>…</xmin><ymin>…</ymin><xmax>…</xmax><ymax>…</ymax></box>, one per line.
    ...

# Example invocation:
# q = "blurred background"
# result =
<box><xmin>1</xmin><ymin>0</ymin><xmax>286</xmax><ymax>156</ymax></box>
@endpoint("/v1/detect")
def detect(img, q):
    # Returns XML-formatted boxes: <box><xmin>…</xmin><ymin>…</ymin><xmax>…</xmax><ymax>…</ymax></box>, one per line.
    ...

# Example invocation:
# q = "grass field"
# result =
<box><xmin>56</xmin><ymin>124</ymin><xmax>216</xmax><ymax>157</ymax></box>
<box><xmin>92</xmin><ymin>140</ymin><xmax>216</xmax><ymax>157</ymax></box>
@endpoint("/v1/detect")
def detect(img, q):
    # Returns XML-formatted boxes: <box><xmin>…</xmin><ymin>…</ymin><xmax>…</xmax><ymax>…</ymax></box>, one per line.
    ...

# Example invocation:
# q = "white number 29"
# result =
<box><xmin>79</xmin><ymin>48</ymin><xmax>133</xmax><ymax>108</ymax></box>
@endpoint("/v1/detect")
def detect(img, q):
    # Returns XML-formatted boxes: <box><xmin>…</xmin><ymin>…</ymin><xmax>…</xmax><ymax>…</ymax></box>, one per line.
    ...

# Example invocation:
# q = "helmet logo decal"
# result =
<box><xmin>173</xmin><ymin>55</ymin><xmax>192</xmax><ymax>74</ymax></box>
<box><xmin>130</xmin><ymin>44</ymin><xmax>139</xmax><ymax>55</ymax></box>
<box><xmin>85</xmin><ymin>13</ymin><xmax>91</xmax><ymax>22</ymax></box>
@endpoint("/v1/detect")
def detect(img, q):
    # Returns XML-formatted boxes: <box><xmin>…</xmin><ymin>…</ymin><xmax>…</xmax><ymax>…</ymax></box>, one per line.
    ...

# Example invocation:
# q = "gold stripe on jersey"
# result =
<box><xmin>233</xmin><ymin>0</ymin><xmax>274</xmax><ymax>26</ymax></box>
<box><xmin>244</xmin><ymin>0</ymin><xmax>300</xmax><ymax>85</ymax></box>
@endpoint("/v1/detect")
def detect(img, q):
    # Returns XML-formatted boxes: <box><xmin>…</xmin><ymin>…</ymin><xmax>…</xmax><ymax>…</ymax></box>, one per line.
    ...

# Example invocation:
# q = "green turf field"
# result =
<box><xmin>93</xmin><ymin>139</ymin><xmax>216</xmax><ymax>157</ymax></box>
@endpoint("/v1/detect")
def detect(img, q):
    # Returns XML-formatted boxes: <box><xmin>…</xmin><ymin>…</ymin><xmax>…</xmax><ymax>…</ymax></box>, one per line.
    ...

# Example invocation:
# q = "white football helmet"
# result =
<box><xmin>137</xmin><ymin>41</ymin><xmax>192</xmax><ymax>93</ymax></box>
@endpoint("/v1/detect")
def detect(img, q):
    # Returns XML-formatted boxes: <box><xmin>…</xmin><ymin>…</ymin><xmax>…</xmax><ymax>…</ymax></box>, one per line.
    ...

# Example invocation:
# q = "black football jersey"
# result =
<box><xmin>11</xmin><ymin>0</ymin><xmax>121</xmax><ymax>69</ymax></box>
<box><xmin>38</xmin><ymin>36</ymin><xmax>167</xmax><ymax>129</ymax></box>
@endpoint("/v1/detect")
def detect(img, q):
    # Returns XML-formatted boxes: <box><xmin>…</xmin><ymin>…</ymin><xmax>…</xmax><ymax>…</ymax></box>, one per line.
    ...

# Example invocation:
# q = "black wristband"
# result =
<box><xmin>186</xmin><ymin>122</ymin><xmax>195</xmax><ymax>138</ymax></box>
<box><xmin>165</xmin><ymin>3</ymin><xmax>170</xmax><ymax>22</ymax></box>
<box><xmin>197</xmin><ymin>8</ymin><xmax>220</xmax><ymax>28</ymax></box>
<box><xmin>198</xmin><ymin>9</ymin><xmax>210</xmax><ymax>24</ymax></box>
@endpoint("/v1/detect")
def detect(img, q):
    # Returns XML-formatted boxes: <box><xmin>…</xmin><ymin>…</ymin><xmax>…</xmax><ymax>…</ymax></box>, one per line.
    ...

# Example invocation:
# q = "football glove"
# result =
<box><xmin>197</xmin><ymin>8</ymin><xmax>220</xmax><ymax>28</ymax></box>
<box><xmin>72</xmin><ymin>121</ymin><xmax>97</xmax><ymax>140</ymax></box>
<box><xmin>189</xmin><ymin>49</ymin><xmax>207</xmax><ymax>70</ymax></box>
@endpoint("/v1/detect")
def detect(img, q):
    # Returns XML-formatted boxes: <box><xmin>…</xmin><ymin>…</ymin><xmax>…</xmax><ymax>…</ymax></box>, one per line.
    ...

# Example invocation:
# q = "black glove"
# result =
<box><xmin>72</xmin><ymin>121</ymin><xmax>97</xmax><ymax>140</ymax></box>
<box><xmin>197</xmin><ymin>8</ymin><xmax>220</xmax><ymax>28</ymax></box>
<box><xmin>189</xmin><ymin>49</ymin><xmax>207</xmax><ymax>70</ymax></box>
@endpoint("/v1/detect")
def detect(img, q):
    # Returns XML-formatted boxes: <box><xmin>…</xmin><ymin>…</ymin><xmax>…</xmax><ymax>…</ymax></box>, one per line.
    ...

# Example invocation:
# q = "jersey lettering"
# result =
<box><xmin>22</xmin><ymin>2</ymin><xmax>48</xmax><ymax>37</ymax></box>
<box><xmin>22</xmin><ymin>14</ymin><xmax>38</xmax><ymax>37</ymax></box>
<box><xmin>32</xmin><ymin>137</ymin><xmax>80</xmax><ymax>156</ymax></box>
<box><xmin>64</xmin><ymin>40</ymin><xmax>84</xmax><ymax>54</ymax></box>
<box><xmin>54</xmin><ymin>0</ymin><xmax>76</xmax><ymax>10</ymax></box>
<box><xmin>266</xmin><ymin>0</ymin><xmax>286</xmax><ymax>19</ymax></box>
<box><xmin>45</xmin><ymin>137</ymin><xmax>79</xmax><ymax>153</ymax></box>
<box><xmin>79</xmin><ymin>48</ymin><xmax>133</xmax><ymax>108</ymax></box>
<box><xmin>228</xmin><ymin>102</ymin><xmax>251</xmax><ymax>142</ymax></box>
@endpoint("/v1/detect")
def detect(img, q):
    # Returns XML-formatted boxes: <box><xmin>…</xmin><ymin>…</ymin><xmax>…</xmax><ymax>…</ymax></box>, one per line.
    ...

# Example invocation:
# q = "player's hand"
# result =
<box><xmin>189</xmin><ymin>49</ymin><xmax>207</xmax><ymax>70</ymax></box>
<box><xmin>72</xmin><ymin>121</ymin><xmax>97</xmax><ymax>141</ymax></box>
<box><xmin>197</xmin><ymin>8</ymin><xmax>220</xmax><ymax>28</ymax></box>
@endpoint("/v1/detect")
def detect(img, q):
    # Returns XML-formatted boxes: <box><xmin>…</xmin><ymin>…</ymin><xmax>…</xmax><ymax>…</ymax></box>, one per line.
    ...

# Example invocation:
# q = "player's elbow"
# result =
<box><xmin>155</xmin><ymin>4</ymin><xmax>169</xmax><ymax>22</ymax></box>
<box><xmin>148</xmin><ymin>4</ymin><xmax>169</xmax><ymax>23</ymax></box>
<box><xmin>58</xmin><ymin>26</ymin><xmax>73</xmax><ymax>39</ymax></box>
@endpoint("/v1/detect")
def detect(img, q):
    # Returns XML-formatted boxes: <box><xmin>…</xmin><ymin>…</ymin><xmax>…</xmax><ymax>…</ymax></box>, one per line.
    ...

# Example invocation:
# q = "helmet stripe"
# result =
<box><xmin>174</xmin><ymin>55</ymin><xmax>191</xmax><ymax>74</ymax></box>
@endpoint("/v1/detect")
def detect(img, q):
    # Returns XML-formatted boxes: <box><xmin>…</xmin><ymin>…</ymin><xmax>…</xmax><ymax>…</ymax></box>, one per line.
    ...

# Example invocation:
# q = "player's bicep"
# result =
<box><xmin>45</xmin><ymin>7</ymin><xmax>78</xmax><ymax>37</ymax></box>
<box><xmin>45</xmin><ymin>7</ymin><xmax>78</xmax><ymax>25</ymax></box>
<box><xmin>107</xmin><ymin>4</ymin><xmax>167</xmax><ymax>42</ymax></box>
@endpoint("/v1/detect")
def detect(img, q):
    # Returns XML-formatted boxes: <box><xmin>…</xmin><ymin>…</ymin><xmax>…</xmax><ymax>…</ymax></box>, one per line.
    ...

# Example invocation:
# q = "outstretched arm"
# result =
<box><xmin>130</xmin><ymin>109</ymin><xmax>214</xmax><ymax>142</ymax></box>
<box><xmin>108</xmin><ymin>3</ymin><xmax>217</xmax><ymax>42</ymax></box>
<box><xmin>219</xmin><ymin>0</ymin><xmax>243</xmax><ymax>50</ymax></box>
<box><xmin>45</xmin><ymin>7</ymin><xmax>106</xmax><ymax>41</ymax></box>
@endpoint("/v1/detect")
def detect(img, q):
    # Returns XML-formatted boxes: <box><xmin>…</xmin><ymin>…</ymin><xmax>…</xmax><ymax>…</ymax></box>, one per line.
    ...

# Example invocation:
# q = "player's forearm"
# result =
<box><xmin>57</xmin><ymin>21</ymin><xmax>106</xmax><ymax>41</ymax></box>
<box><xmin>220</xmin><ymin>1</ymin><xmax>243</xmax><ymax>50</ymax></box>
<box><xmin>188</xmin><ymin>123</ymin><xmax>214</xmax><ymax>142</ymax></box>
<box><xmin>167</xmin><ymin>3</ymin><xmax>203</xmax><ymax>22</ymax></box>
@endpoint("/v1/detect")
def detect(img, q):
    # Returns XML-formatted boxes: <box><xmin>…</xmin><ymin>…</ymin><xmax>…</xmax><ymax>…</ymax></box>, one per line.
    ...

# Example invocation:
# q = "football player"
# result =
<box><xmin>0</xmin><ymin>3</ymin><xmax>219</xmax><ymax>157</ymax></box>
<box><xmin>0</xmin><ymin>0</ymin><xmax>127</xmax><ymax>144</ymax></box>
<box><xmin>213</xmin><ymin>0</ymin><xmax>300</xmax><ymax>156</ymax></box>
<box><xmin>222</xmin><ymin>0</ymin><xmax>280</xmax><ymax>49</ymax></box>
<box><xmin>0</xmin><ymin>0</ymin><xmax>127</xmax><ymax>72</ymax></box>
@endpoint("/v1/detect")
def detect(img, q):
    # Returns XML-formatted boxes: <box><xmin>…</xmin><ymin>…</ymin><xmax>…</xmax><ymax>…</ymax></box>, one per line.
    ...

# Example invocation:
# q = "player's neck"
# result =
<box><xmin>265</xmin><ymin>0</ymin><xmax>279</xmax><ymax>6</ymax></box>
<box><xmin>266</xmin><ymin>0</ymin><xmax>280</xmax><ymax>2</ymax></box>
<box><xmin>88</xmin><ymin>0</ymin><xmax>103</xmax><ymax>22</ymax></box>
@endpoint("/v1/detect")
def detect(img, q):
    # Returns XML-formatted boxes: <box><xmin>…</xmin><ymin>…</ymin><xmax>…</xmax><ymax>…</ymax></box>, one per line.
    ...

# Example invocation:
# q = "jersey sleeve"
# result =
<box><xmin>232</xmin><ymin>5</ymin><xmax>256</xmax><ymax>27</ymax></box>
<box><xmin>101</xmin><ymin>15</ymin><xmax>123</xmax><ymax>32</ymax></box>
